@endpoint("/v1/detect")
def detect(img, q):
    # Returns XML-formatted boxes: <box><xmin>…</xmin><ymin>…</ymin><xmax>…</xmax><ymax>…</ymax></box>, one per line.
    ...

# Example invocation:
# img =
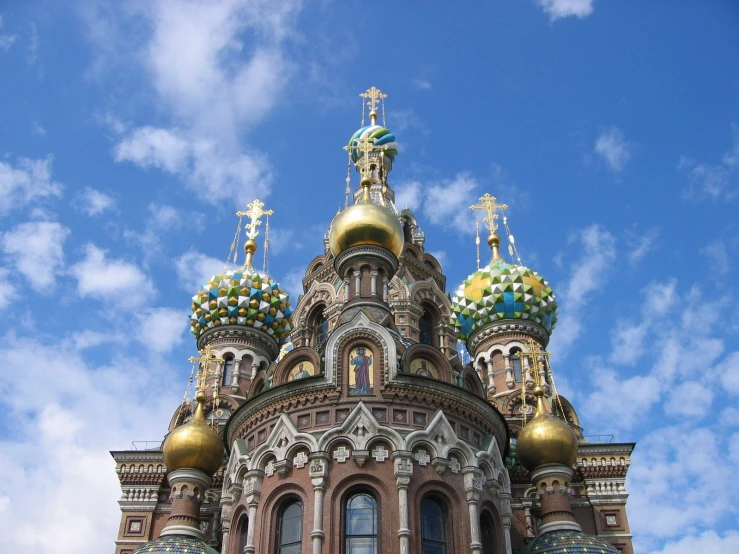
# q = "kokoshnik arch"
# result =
<box><xmin>112</xmin><ymin>87</ymin><xmax>635</xmax><ymax>554</ymax></box>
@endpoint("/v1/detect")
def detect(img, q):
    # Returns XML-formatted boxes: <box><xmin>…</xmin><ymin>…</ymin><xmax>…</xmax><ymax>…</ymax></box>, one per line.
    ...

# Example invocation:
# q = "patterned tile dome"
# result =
<box><xmin>131</xmin><ymin>535</ymin><xmax>220</xmax><ymax>554</ymax></box>
<box><xmin>530</xmin><ymin>530</ymin><xmax>619</xmax><ymax>554</ymax></box>
<box><xmin>189</xmin><ymin>269</ymin><xmax>292</xmax><ymax>344</ymax></box>
<box><xmin>451</xmin><ymin>258</ymin><xmax>558</xmax><ymax>340</ymax></box>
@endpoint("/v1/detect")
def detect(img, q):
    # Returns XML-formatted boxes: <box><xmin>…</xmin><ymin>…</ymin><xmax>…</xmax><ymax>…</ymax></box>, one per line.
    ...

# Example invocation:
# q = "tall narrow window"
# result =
<box><xmin>345</xmin><ymin>493</ymin><xmax>378</xmax><ymax>554</ymax></box>
<box><xmin>236</xmin><ymin>515</ymin><xmax>249</xmax><ymax>554</ymax></box>
<box><xmin>222</xmin><ymin>358</ymin><xmax>234</xmax><ymax>386</ymax></box>
<box><xmin>421</xmin><ymin>497</ymin><xmax>448</xmax><ymax>554</ymax></box>
<box><xmin>480</xmin><ymin>510</ymin><xmax>496</xmax><ymax>553</ymax></box>
<box><xmin>276</xmin><ymin>501</ymin><xmax>302</xmax><ymax>554</ymax></box>
<box><xmin>511</xmin><ymin>351</ymin><xmax>522</xmax><ymax>381</ymax></box>
<box><xmin>419</xmin><ymin>312</ymin><xmax>434</xmax><ymax>345</ymax></box>
<box><xmin>316</xmin><ymin>314</ymin><xmax>329</xmax><ymax>345</ymax></box>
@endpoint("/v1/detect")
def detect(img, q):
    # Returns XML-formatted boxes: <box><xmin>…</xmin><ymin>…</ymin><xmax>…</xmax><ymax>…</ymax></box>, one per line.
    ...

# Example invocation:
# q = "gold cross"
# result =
<box><xmin>360</xmin><ymin>86</ymin><xmax>387</xmax><ymax>116</ymax></box>
<box><xmin>187</xmin><ymin>343</ymin><xmax>224</xmax><ymax>393</ymax></box>
<box><xmin>237</xmin><ymin>199</ymin><xmax>273</xmax><ymax>241</ymax></box>
<box><xmin>523</xmin><ymin>338</ymin><xmax>550</xmax><ymax>387</ymax></box>
<box><xmin>344</xmin><ymin>133</ymin><xmax>385</xmax><ymax>179</ymax></box>
<box><xmin>470</xmin><ymin>193</ymin><xmax>508</xmax><ymax>233</ymax></box>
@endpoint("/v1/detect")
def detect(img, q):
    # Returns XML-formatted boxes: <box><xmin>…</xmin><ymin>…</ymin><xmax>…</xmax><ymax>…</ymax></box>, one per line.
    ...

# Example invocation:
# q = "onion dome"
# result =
<box><xmin>131</xmin><ymin>535</ymin><xmax>219</xmax><ymax>554</ymax></box>
<box><xmin>329</xmin><ymin>175</ymin><xmax>404</xmax><ymax>258</ymax></box>
<box><xmin>530</xmin><ymin>530</ymin><xmax>619</xmax><ymax>554</ymax></box>
<box><xmin>348</xmin><ymin>125</ymin><xmax>398</xmax><ymax>162</ymax></box>
<box><xmin>517</xmin><ymin>386</ymin><xmax>578</xmax><ymax>472</ymax></box>
<box><xmin>163</xmin><ymin>390</ymin><xmax>224</xmax><ymax>476</ymax></box>
<box><xmin>451</xmin><ymin>229</ymin><xmax>557</xmax><ymax>339</ymax></box>
<box><xmin>189</xmin><ymin>266</ymin><xmax>292</xmax><ymax>344</ymax></box>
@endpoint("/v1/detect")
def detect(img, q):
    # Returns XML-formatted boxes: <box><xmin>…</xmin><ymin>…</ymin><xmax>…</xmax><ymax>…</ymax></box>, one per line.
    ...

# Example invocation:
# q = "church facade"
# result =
<box><xmin>112</xmin><ymin>88</ymin><xmax>634</xmax><ymax>554</ymax></box>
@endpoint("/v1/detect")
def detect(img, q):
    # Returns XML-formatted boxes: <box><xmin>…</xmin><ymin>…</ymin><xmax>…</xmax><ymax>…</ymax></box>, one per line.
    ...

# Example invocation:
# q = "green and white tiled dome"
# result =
<box><xmin>451</xmin><ymin>258</ymin><xmax>558</xmax><ymax>340</ymax></box>
<box><xmin>189</xmin><ymin>269</ymin><xmax>292</xmax><ymax>344</ymax></box>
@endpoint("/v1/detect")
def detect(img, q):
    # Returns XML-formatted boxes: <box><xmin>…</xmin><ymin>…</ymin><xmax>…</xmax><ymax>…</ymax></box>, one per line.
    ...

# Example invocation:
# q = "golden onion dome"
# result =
<box><xmin>329</xmin><ymin>176</ymin><xmax>404</xmax><ymax>259</ymax></box>
<box><xmin>163</xmin><ymin>391</ymin><xmax>223</xmax><ymax>476</ymax></box>
<box><xmin>517</xmin><ymin>386</ymin><xmax>578</xmax><ymax>472</ymax></box>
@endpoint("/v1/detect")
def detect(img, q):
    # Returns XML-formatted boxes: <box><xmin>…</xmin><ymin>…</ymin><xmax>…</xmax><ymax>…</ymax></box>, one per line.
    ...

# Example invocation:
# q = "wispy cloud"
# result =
<box><xmin>535</xmin><ymin>0</ymin><xmax>595</xmax><ymax>21</ymax></box>
<box><xmin>0</xmin><ymin>156</ymin><xmax>63</xmax><ymax>215</ymax></box>
<box><xmin>679</xmin><ymin>125</ymin><xmax>739</xmax><ymax>200</ymax></box>
<box><xmin>0</xmin><ymin>15</ymin><xmax>18</xmax><ymax>52</ymax></box>
<box><xmin>594</xmin><ymin>126</ymin><xmax>632</xmax><ymax>172</ymax></box>
<box><xmin>1</xmin><ymin>221</ymin><xmax>69</xmax><ymax>290</ymax></box>
<box><xmin>412</xmin><ymin>79</ymin><xmax>432</xmax><ymax>90</ymax></box>
<box><xmin>700</xmin><ymin>240</ymin><xmax>730</xmax><ymax>276</ymax></box>
<box><xmin>75</xmin><ymin>187</ymin><xmax>116</xmax><ymax>217</ymax></box>
<box><xmin>626</xmin><ymin>227</ymin><xmax>659</xmax><ymax>265</ymax></box>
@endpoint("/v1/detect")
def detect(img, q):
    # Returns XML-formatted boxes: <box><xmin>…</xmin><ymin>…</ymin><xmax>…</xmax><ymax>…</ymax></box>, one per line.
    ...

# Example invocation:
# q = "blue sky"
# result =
<box><xmin>1</xmin><ymin>1</ymin><xmax>738</xmax><ymax>552</ymax></box>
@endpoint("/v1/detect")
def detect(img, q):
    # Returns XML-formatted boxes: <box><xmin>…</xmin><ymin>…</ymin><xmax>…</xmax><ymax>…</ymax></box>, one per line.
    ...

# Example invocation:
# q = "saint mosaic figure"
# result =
<box><xmin>349</xmin><ymin>346</ymin><xmax>373</xmax><ymax>395</ymax></box>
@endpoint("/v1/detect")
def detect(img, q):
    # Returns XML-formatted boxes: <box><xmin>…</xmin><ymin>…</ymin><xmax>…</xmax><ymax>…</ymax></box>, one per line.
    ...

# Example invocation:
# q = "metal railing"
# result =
<box><xmin>130</xmin><ymin>441</ymin><xmax>163</xmax><ymax>450</ymax></box>
<box><xmin>581</xmin><ymin>435</ymin><xmax>615</xmax><ymax>444</ymax></box>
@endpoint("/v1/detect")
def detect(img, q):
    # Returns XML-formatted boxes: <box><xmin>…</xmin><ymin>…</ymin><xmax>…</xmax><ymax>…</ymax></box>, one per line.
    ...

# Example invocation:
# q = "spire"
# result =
<box><xmin>236</xmin><ymin>199</ymin><xmax>274</xmax><ymax>272</ymax></box>
<box><xmin>360</xmin><ymin>86</ymin><xmax>387</xmax><ymax>126</ymax></box>
<box><xmin>470</xmin><ymin>193</ymin><xmax>508</xmax><ymax>261</ymax></box>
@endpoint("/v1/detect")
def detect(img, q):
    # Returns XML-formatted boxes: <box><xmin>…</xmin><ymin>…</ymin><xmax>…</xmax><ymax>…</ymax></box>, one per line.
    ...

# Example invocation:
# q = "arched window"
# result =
<box><xmin>222</xmin><ymin>358</ymin><xmax>234</xmax><ymax>386</ymax></box>
<box><xmin>276</xmin><ymin>500</ymin><xmax>302</xmax><ymax>554</ymax></box>
<box><xmin>511</xmin><ymin>350</ymin><xmax>522</xmax><ymax>381</ymax></box>
<box><xmin>315</xmin><ymin>313</ymin><xmax>329</xmax><ymax>345</ymax></box>
<box><xmin>345</xmin><ymin>493</ymin><xmax>378</xmax><ymax>553</ymax></box>
<box><xmin>480</xmin><ymin>510</ymin><xmax>497</xmax><ymax>553</ymax></box>
<box><xmin>235</xmin><ymin>514</ymin><xmax>249</xmax><ymax>554</ymax></box>
<box><xmin>419</xmin><ymin>312</ymin><xmax>434</xmax><ymax>346</ymax></box>
<box><xmin>421</xmin><ymin>497</ymin><xmax>448</xmax><ymax>554</ymax></box>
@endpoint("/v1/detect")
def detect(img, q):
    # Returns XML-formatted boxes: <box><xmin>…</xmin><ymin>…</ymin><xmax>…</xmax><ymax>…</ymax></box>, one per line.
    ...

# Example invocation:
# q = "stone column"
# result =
<box><xmin>370</xmin><ymin>270</ymin><xmax>378</xmax><ymax>297</ymax></box>
<box><xmin>537</xmin><ymin>355</ymin><xmax>549</xmax><ymax>393</ymax></box>
<box><xmin>382</xmin><ymin>277</ymin><xmax>389</xmax><ymax>302</ymax></box>
<box><xmin>161</xmin><ymin>469</ymin><xmax>212</xmax><ymax>539</ymax></box>
<box><xmin>392</xmin><ymin>452</ymin><xmax>414</xmax><ymax>554</ymax></box>
<box><xmin>523</xmin><ymin>355</ymin><xmax>534</xmax><ymax>390</ymax></box>
<box><xmin>486</xmin><ymin>359</ymin><xmax>496</xmax><ymax>395</ymax></box>
<box><xmin>344</xmin><ymin>277</ymin><xmax>350</xmax><ymax>301</ymax></box>
<box><xmin>219</xmin><ymin>483</ymin><xmax>240</xmax><ymax>554</ymax></box>
<box><xmin>309</xmin><ymin>453</ymin><xmax>330</xmax><ymax>554</ymax></box>
<box><xmin>463</xmin><ymin>468</ymin><xmax>483</xmax><ymax>554</ymax></box>
<box><xmin>231</xmin><ymin>359</ymin><xmax>241</xmax><ymax>389</ymax></box>
<box><xmin>499</xmin><ymin>492</ymin><xmax>514</xmax><ymax>554</ymax></box>
<box><xmin>243</xmin><ymin>470</ymin><xmax>264</xmax><ymax>554</ymax></box>
<box><xmin>353</xmin><ymin>270</ymin><xmax>361</xmax><ymax>297</ymax></box>
<box><xmin>504</xmin><ymin>354</ymin><xmax>515</xmax><ymax>389</ymax></box>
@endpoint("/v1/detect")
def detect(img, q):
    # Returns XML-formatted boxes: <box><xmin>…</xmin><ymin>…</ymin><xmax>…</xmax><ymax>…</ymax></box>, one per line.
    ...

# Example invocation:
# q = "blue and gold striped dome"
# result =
<box><xmin>451</xmin><ymin>258</ymin><xmax>558</xmax><ymax>340</ymax></box>
<box><xmin>347</xmin><ymin>125</ymin><xmax>399</xmax><ymax>162</ymax></box>
<box><xmin>189</xmin><ymin>269</ymin><xmax>292</xmax><ymax>344</ymax></box>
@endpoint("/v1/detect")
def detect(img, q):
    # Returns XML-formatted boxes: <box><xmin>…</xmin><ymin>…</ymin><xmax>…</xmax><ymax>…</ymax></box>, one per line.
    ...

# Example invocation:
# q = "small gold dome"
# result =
<box><xmin>517</xmin><ymin>386</ymin><xmax>578</xmax><ymax>471</ymax></box>
<box><xmin>163</xmin><ymin>391</ymin><xmax>223</xmax><ymax>476</ymax></box>
<box><xmin>328</xmin><ymin>181</ymin><xmax>404</xmax><ymax>258</ymax></box>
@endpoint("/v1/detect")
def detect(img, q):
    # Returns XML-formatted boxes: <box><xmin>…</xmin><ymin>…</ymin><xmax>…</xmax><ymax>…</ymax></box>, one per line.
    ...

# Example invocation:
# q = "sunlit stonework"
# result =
<box><xmin>113</xmin><ymin>88</ymin><xmax>633</xmax><ymax>554</ymax></box>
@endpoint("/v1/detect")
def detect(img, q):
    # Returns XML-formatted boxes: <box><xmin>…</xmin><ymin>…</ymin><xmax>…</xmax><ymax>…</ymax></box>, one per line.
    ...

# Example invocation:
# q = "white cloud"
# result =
<box><xmin>649</xmin><ymin>531</ymin><xmax>739</xmax><ymax>554</ymax></box>
<box><xmin>583</xmin><ymin>366</ymin><xmax>660</xmax><ymax>430</ymax></box>
<box><xmin>0</xmin><ymin>156</ymin><xmax>63</xmax><ymax>215</ymax></box>
<box><xmin>0</xmin><ymin>15</ymin><xmax>18</xmax><ymax>52</ymax></box>
<box><xmin>281</xmin><ymin>266</ymin><xmax>306</xmax><ymax>302</ymax></box>
<box><xmin>679</xmin><ymin>128</ymin><xmax>739</xmax><ymax>200</ymax></box>
<box><xmin>551</xmin><ymin>225</ymin><xmax>616</xmax><ymax>356</ymax></box>
<box><xmin>76</xmin><ymin>187</ymin><xmax>116</xmax><ymax>216</ymax></box>
<box><xmin>664</xmin><ymin>380</ymin><xmax>713</xmax><ymax>417</ymax></box>
<box><xmin>90</xmin><ymin>0</ymin><xmax>302</xmax><ymax>207</ymax></box>
<box><xmin>626</xmin><ymin>227</ymin><xmax>659</xmax><ymax>265</ymax></box>
<box><xmin>594</xmin><ymin>126</ymin><xmax>632</xmax><ymax>172</ymax></box>
<box><xmin>394</xmin><ymin>180</ymin><xmax>422</xmax><ymax>211</ymax></box>
<box><xmin>700</xmin><ymin>240</ymin><xmax>729</xmax><ymax>275</ymax></box>
<box><xmin>70</xmin><ymin>244</ymin><xmax>153</xmax><ymax>303</ymax></box>
<box><xmin>423</xmin><ymin>172</ymin><xmax>480</xmax><ymax>234</ymax></box>
<box><xmin>2</xmin><ymin>221</ymin><xmax>69</xmax><ymax>290</ymax></box>
<box><xmin>0</xmin><ymin>269</ymin><xmax>15</xmax><ymax>309</ymax></box>
<box><xmin>719</xmin><ymin>351</ymin><xmax>739</xmax><ymax>395</ymax></box>
<box><xmin>31</xmin><ymin>120</ymin><xmax>46</xmax><ymax>137</ymax></box>
<box><xmin>412</xmin><ymin>79</ymin><xmax>432</xmax><ymax>90</ymax></box>
<box><xmin>429</xmin><ymin>250</ymin><xmax>447</xmax><ymax>268</ymax></box>
<box><xmin>0</xmin><ymin>335</ymin><xmax>181</xmax><ymax>554</ymax></box>
<box><xmin>136</xmin><ymin>308</ymin><xmax>186</xmax><ymax>353</ymax></box>
<box><xmin>535</xmin><ymin>0</ymin><xmax>595</xmax><ymax>21</ymax></box>
<box><xmin>175</xmin><ymin>250</ymin><xmax>228</xmax><ymax>292</ymax></box>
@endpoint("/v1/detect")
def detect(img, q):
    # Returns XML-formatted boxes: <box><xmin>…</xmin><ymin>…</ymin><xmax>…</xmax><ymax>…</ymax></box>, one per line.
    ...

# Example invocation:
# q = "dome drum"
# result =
<box><xmin>196</xmin><ymin>325</ymin><xmax>281</xmax><ymax>362</ymax></box>
<box><xmin>333</xmin><ymin>244</ymin><xmax>399</xmax><ymax>280</ymax></box>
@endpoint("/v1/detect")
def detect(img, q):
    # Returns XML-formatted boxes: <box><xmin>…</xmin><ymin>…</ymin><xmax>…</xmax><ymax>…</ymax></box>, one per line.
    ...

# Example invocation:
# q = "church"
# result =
<box><xmin>111</xmin><ymin>88</ymin><xmax>634</xmax><ymax>554</ymax></box>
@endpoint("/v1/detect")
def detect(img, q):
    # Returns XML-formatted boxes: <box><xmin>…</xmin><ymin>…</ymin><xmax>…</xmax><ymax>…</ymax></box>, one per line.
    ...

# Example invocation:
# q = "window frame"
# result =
<box><xmin>222</xmin><ymin>356</ymin><xmax>234</xmax><ymax>386</ymax></box>
<box><xmin>275</xmin><ymin>499</ymin><xmax>303</xmax><ymax>554</ymax></box>
<box><xmin>420</xmin><ymin>495</ymin><xmax>449</xmax><ymax>554</ymax></box>
<box><xmin>343</xmin><ymin>491</ymin><xmax>379</xmax><ymax>554</ymax></box>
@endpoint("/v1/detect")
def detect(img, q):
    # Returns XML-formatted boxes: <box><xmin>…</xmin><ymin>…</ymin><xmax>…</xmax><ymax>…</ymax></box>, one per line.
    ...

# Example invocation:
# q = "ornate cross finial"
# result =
<box><xmin>187</xmin><ymin>343</ymin><xmax>224</xmax><ymax>393</ymax></box>
<box><xmin>237</xmin><ymin>199</ymin><xmax>274</xmax><ymax>241</ymax></box>
<box><xmin>523</xmin><ymin>338</ymin><xmax>551</xmax><ymax>386</ymax></box>
<box><xmin>470</xmin><ymin>193</ymin><xmax>509</xmax><ymax>234</ymax></box>
<box><xmin>360</xmin><ymin>86</ymin><xmax>387</xmax><ymax>125</ymax></box>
